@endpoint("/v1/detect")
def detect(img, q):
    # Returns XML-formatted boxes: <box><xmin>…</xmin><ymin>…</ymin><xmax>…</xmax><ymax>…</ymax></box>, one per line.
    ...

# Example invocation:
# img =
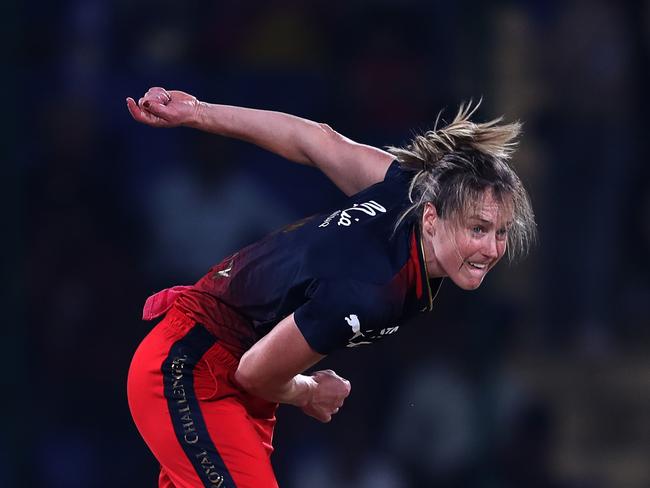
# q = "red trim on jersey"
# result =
<box><xmin>410</xmin><ymin>229</ymin><xmax>424</xmax><ymax>300</ymax></box>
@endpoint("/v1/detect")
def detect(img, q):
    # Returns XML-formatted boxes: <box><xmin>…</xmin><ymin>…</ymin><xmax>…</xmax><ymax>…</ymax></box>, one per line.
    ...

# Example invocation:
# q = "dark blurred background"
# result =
<box><xmin>5</xmin><ymin>0</ymin><xmax>650</xmax><ymax>487</ymax></box>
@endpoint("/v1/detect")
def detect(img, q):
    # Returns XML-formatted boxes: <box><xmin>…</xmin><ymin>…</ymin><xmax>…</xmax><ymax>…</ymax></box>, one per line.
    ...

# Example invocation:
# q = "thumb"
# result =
<box><xmin>143</xmin><ymin>100</ymin><xmax>172</xmax><ymax>120</ymax></box>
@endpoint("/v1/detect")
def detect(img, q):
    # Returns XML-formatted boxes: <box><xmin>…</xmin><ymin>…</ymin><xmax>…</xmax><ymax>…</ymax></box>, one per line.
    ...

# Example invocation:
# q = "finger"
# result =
<box><xmin>147</xmin><ymin>86</ymin><xmax>168</xmax><ymax>97</ymax></box>
<box><xmin>138</xmin><ymin>96</ymin><xmax>159</xmax><ymax>110</ymax></box>
<box><xmin>126</xmin><ymin>97</ymin><xmax>140</xmax><ymax>119</ymax></box>
<box><xmin>127</xmin><ymin>97</ymin><xmax>161</xmax><ymax>125</ymax></box>
<box><xmin>127</xmin><ymin>97</ymin><xmax>151</xmax><ymax>123</ymax></box>
<box><xmin>146</xmin><ymin>87</ymin><xmax>171</xmax><ymax>105</ymax></box>
<box><xmin>332</xmin><ymin>407</ymin><xmax>340</xmax><ymax>414</ymax></box>
<box><xmin>332</xmin><ymin>371</ymin><xmax>350</xmax><ymax>383</ymax></box>
<box><xmin>306</xmin><ymin>408</ymin><xmax>331</xmax><ymax>423</ymax></box>
<box><xmin>314</xmin><ymin>369</ymin><xmax>335</xmax><ymax>379</ymax></box>
<box><xmin>144</xmin><ymin>101</ymin><xmax>172</xmax><ymax>120</ymax></box>
<box><xmin>342</xmin><ymin>379</ymin><xmax>351</xmax><ymax>396</ymax></box>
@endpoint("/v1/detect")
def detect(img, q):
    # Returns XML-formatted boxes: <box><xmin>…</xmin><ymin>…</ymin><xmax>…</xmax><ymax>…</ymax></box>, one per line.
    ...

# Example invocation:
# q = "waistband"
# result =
<box><xmin>162</xmin><ymin>306</ymin><xmax>240</xmax><ymax>369</ymax></box>
<box><xmin>144</xmin><ymin>286</ymin><xmax>257</xmax><ymax>359</ymax></box>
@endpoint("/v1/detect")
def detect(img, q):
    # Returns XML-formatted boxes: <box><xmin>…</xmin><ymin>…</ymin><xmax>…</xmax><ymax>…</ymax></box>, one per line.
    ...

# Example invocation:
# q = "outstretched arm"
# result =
<box><xmin>127</xmin><ymin>87</ymin><xmax>394</xmax><ymax>195</ymax></box>
<box><xmin>233</xmin><ymin>313</ymin><xmax>351</xmax><ymax>423</ymax></box>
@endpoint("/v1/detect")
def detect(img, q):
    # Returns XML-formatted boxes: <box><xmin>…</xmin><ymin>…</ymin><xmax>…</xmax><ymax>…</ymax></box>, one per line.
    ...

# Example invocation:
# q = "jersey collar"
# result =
<box><xmin>411</xmin><ymin>225</ymin><xmax>443</xmax><ymax>312</ymax></box>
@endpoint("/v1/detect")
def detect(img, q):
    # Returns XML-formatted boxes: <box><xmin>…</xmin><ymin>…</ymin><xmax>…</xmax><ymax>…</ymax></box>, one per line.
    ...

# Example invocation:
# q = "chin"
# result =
<box><xmin>453</xmin><ymin>277</ymin><xmax>484</xmax><ymax>291</ymax></box>
<box><xmin>463</xmin><ymin>282</ymin><xmax>482</xmax><ymax>291</ymax></box>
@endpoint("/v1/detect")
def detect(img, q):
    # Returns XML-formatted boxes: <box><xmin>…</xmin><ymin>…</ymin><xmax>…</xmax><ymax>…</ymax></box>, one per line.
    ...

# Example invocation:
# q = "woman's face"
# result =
<box><xmin>422</xmin><ymin>189</ymin><xmax>511</xmax><ymax>290</ymax></box>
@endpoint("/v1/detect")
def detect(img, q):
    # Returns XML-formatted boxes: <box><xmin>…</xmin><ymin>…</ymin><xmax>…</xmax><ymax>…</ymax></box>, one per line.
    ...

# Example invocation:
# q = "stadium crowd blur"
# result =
<box><xmin>8</xmin><ymin>0</ymin><xmax>649</xmax><ymax>487</ymax></box>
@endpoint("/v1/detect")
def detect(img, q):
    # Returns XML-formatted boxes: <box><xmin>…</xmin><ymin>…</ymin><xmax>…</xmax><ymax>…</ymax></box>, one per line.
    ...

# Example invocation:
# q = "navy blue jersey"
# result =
<box><xmin>189</xmin><ymin>161</ymin><xmax>443</xmax><ymax>355</ymax></box>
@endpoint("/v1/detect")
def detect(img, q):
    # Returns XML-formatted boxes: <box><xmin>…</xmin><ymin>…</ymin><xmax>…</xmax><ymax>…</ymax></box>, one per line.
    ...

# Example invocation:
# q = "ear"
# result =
<box><xmin>422</xmin><ymin>202</ymin><xmax>439</xmax><ymax>236</ymax></box>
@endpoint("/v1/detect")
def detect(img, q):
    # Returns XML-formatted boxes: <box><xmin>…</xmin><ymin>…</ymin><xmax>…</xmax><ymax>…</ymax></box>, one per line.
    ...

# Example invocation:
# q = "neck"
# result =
<box><xmin>419</xmin><ymin>225</ymin><xmax>445</xmax><ymax>278</ymax></box>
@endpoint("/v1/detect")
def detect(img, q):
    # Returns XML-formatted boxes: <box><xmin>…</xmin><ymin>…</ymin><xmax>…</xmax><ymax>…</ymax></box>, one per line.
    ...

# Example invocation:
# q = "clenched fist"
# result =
<box><xmin>126</xmin><ymin>87</ymin><xmax>201</xmax><ymax>128</ymax></box>
<box><xmin>301</xmin><ymin>369</ymin><xmax>351</xmax><ymax>423</ymax></box>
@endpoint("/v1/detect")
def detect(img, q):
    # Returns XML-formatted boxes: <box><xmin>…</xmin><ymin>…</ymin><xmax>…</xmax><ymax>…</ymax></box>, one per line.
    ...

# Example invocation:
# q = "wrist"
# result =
<box><xmin>290</xmin><ymin>374</ymin><xmax>317</xmax><ymax>408</ymax></box>
<box><xmin>185</xmin><ymin>100</ymin><xmax>208</xmax><ymax>129</ymax></box>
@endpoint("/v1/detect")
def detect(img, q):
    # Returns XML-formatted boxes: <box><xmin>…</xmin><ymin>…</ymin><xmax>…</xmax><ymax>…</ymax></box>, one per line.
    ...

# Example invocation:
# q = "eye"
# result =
<box><xmin>496</xmin><ymin>228</ymin><xmax>508</xmax><ymax>239</ymax></box>
<box><xmin>472</xmin><ymin>225</ymin><xmax>485</xmax><ymax>234</ymax></box>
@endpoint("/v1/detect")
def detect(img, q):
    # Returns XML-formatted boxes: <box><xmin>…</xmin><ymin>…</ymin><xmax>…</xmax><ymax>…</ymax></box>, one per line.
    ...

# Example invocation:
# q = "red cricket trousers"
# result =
<box><xmin>127</xmin><ymin>305</ymin><xmax>279</xmax><ymax>487</ymax></box>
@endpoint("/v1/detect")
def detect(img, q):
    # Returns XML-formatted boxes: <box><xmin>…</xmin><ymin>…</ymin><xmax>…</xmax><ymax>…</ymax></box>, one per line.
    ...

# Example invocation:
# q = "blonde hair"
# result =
<box><xmin>388</xmin><ymin>101</ymin><xmax>536</xmax><ymax>261</ymax></box>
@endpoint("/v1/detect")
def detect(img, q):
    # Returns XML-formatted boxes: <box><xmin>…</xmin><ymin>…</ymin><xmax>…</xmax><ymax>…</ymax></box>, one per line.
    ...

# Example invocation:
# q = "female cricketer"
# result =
<box><xmin>125</xmin><ymin>87</ymin><xmax>536</xmax><ymax>487</ymax></box>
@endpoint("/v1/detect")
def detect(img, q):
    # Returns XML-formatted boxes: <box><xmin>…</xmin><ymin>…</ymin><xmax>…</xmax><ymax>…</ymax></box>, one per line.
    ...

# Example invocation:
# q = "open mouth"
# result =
<box><xmin>466</xmin><ymin>261</ymin><xmax>488</xmax><ymax>270</ymax></box>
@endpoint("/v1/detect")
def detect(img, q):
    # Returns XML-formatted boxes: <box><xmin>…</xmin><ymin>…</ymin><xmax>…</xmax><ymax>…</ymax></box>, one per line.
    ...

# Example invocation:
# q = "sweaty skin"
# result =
<box><xmin>420</xmin><ymin>190</ymin><xmax>511</xmax><ymax>289</ymax></box>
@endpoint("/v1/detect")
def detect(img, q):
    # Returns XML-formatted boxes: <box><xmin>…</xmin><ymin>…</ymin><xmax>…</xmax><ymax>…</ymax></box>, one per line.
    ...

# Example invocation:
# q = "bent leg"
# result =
<box><xmin>128</xmin><ymin>310</ymin><xmax>278</xmax><ymax>488</ymax></box>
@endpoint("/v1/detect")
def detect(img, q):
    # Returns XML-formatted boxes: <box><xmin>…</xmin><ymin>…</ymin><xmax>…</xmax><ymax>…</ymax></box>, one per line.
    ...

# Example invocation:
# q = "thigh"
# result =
<box><xmin>197</xmin><ymin>397</ymin><xmax>278</xmax><ymax>488</ymax></box>
<box><xmin>128</xmin><ymin>313</ymin><xmax>278</xmax><ymax>488</ymax></box>
<box><xmin>157</xmin><ymin>396</ymin><xmax>278</xmax><ymax>488</ymax></box>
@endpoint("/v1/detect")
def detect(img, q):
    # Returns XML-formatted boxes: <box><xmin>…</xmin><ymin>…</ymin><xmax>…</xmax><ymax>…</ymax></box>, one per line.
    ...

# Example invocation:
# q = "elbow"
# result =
<box><xmin>233</xmin><ymin>365</ymin><xmax>259</xmax><ymax>395</ymax></box>
<box><xmin>317</xmin><ymin>122</ymin><xmax>335</xmax><ymax>135</ymax></box>
<box><xmin>233</xmin><ymin>354</ymin><xmax>271</xmax><ymax>397</ymax></box>
<box><xmin>301</xmin><ymin>122</ymin><xmax>342</xmax><ymax>167</ymax></box>
<box><xmin>317</xmin><ymin>122</ymin><xmax>343</xmax><ymax>144</ymax></box>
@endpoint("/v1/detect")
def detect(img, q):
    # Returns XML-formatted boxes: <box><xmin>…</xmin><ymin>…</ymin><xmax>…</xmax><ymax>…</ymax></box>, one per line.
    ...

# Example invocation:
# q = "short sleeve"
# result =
<box><xmin>383</xmin><ymin>159</ymin><xmax>413</xmax><ymax>185</ymax></box>
<box><xmin>293</xmin><ymin>279</ymin><xmax>395</xmax><ymax>354</ymax></box>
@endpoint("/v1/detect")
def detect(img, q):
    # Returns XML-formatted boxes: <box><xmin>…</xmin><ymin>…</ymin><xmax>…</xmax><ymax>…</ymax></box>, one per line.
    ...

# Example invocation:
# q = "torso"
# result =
<box><xmin>177</xmin><ymin>161</ymin><xmax>443</xmax><ymax>356</ymax></box>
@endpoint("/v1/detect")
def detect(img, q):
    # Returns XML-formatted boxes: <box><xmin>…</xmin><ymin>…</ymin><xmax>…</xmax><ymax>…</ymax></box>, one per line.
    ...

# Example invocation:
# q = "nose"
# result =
<box><xmin>482</xmin><ymin>233</ymin><xmax>499</xmax><ymax>260</ymax></box>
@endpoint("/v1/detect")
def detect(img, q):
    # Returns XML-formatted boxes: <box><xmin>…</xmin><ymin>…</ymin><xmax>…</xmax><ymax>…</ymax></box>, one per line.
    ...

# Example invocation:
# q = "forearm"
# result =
<box><xmin>232</xmin><ymin>314</ymin><xmax>325</xmax><ymax>405</ymax></box>
<box><xmin>186</xmin><ymin>102</ymin><xmax>327</xmax><ymax>166</ymax></box>
<box><xmin>129</xmin><ymin>87</ymin><xmax>392</xmax><ymax>195</ymax></box>
<box><xmin>234</xmin><ymin>370</ymin><xmax>317</xmax><ymax>407</ymax></box>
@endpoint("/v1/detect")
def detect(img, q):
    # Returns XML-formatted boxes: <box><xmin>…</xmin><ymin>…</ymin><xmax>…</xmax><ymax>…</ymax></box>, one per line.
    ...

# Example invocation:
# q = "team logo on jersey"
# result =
<box><xmin>345</xmin><ymin>314</ymin><xmax>363</xmax><ymax>338</ymax></box>
<box><xmin>319</xmin><ymin>200</ymin><xmax>387</xmax><ymax>228</ymax></box>
<box><xmin>217</xmin><ymin>261</ymin><xmax>233</xmax><ymax>278</ymax></box>
<box><xmin>345</xmin><ymin>313</ymin><xmax>400</xmax><ymax>347</ymax></box>
<box><xmin>213</xmin><ymin>254</ymin><xmax>237</xmax><ymax>279</ymax></box>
